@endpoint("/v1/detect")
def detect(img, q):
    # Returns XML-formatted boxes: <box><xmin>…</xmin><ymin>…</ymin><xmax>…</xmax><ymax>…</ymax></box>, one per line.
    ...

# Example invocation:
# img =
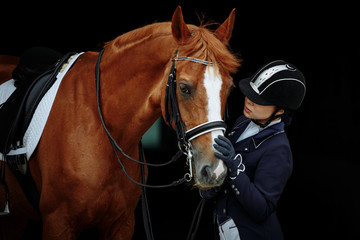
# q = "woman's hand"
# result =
<box><xmin>213</xmin><ymin>135</ymin><xmax>245</xmax><ymax>179</ymax></box>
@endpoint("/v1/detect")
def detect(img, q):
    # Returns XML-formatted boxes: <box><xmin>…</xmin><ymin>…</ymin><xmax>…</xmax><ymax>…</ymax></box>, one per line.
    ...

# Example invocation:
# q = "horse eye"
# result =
<box><xmin>179</xmin><ymin>83</ymin><xmax>191</xmax><ymax>95</ymax></box>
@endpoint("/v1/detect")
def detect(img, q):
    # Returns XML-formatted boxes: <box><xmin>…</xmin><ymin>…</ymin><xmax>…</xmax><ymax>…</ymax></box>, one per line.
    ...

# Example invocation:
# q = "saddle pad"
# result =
<box><xmin>0</xmin><ymin>52</ymin><xmax>83</xmax><ymax>161</ymax></box>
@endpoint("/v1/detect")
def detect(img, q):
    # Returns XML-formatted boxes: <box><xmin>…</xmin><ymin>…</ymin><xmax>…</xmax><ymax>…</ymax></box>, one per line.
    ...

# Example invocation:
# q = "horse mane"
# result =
<box><xmin>105</xmin><ymin>22</ymin><xmax>172</xmax><ymax>52</ymax></box>
<box><xmin>106</xmin><ymin>22</ymin><xmax>241</xmax><ymax>74</ymax></box>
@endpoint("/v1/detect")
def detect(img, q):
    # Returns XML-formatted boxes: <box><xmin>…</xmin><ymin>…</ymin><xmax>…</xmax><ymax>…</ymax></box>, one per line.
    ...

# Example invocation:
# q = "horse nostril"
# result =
<box><xmin>201</xmin><ymin>166</ymin><xmax>211</xmax><ymax>178</ymax></box>
<box><xmin>197</xmin><ymin>163</ymin><xmax>227</xmax><ymax>188</ymax></box>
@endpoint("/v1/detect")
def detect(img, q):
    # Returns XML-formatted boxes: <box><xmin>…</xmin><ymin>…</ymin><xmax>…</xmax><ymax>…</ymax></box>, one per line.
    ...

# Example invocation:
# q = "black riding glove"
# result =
<box><xmin>213</xmin><ymin>135</ymin><xmax>245</xmax><ymax>179</ymax></box>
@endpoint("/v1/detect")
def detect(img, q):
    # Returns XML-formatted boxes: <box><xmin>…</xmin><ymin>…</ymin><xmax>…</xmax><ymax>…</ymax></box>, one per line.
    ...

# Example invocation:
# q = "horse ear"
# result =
<box><xmin>214</xmin><ymin>8</ymin><xmax>236</xmax><ymax>44</ymax></box>
<box><xmin>171</xmin><ymin>6</ymin><xmax>191</xmax><ymax>45</ymax></box>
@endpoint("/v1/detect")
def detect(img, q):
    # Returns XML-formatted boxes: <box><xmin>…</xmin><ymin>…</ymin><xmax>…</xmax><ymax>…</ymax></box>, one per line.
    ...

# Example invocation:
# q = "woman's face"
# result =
<box><xmin>243</xmin><ymin>97</ymin><xmax>282</xmax><ymax>124</ymax></box>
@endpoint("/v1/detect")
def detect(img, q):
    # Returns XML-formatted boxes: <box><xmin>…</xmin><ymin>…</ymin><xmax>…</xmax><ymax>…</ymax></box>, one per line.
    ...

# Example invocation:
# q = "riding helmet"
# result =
<box><xmin>239</xmin><ymin>60</ymin><xmax>306</xmax><ymax>110</ymax></box>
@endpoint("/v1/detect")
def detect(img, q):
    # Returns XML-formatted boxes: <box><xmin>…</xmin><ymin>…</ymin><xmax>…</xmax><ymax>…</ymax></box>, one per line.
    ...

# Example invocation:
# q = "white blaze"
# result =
<box><xmin>203</xmin><ymin>66</ymin><xmax>223</xmax><ymax>127</ymax></box>
<box><xmin>203</xmin><ymin>66</ymin><xmax>226</xmax><ymax>179</ymax></box>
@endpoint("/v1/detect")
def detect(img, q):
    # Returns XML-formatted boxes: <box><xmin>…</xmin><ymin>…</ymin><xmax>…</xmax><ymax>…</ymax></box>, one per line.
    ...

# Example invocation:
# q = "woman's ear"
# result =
<box><xmin>275</xmin><ymin>109</ymin><xmax>285</xmax><ymax>117</ymax></box>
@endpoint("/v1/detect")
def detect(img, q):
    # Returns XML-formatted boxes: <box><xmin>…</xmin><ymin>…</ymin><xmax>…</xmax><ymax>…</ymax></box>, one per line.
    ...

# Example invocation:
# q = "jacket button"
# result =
<box><xmin>223</xmin><ymin>208</ymin><xmax>227</xmax><ymax>215</ymax></box>
<box><xmin>244</xmin><ymin>147</ymin><xmax>248</xmax><ymax>151</ymax></box>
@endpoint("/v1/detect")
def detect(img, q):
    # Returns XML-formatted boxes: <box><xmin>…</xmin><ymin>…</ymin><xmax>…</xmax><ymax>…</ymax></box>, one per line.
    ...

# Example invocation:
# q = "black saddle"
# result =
<box><xmin>12</xmin><ymin>47</ymin><xmax>63</xmax><ymax>88</ymax></box>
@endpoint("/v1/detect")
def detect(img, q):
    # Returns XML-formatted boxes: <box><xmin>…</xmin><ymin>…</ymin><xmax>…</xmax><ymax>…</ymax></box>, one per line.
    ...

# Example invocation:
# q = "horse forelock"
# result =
<box><xmin>179</xmin><ymin>25</ymin><xmax>241</xmax><ymax>76</ymax></box>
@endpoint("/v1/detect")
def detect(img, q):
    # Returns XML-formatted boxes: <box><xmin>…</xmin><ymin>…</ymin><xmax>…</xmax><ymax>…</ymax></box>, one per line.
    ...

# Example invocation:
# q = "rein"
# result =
<box><xmin>95</xmin><ymin>49</ymin><xmax>186</xmax><ymax>188</ymax></box>
<box><xmin>95</xmin><ymin>49</ymin><xmax>226</xmax><ymax>240</ymax></box>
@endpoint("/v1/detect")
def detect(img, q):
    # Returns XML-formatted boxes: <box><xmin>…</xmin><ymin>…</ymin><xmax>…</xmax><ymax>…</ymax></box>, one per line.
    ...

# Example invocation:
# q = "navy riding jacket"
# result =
<box><xmin>201</xmin><ymin>115</ymin><xmax>293</xmax><ymax>240</ymax></box>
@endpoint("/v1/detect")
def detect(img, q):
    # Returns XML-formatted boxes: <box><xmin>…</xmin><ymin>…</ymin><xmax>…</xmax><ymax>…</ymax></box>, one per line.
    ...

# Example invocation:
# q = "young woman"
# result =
<box><xmin>200</xmin><ymin>60</ymin><xmax>306</xmax><ymax>240</ymax></box>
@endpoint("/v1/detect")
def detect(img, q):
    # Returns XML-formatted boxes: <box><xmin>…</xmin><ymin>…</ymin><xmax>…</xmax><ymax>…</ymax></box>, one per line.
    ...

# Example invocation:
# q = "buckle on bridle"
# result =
<box><xmin>183</xmin><ymin>142</ymin><xmax>193</xmax><ymax>182</ymax></box>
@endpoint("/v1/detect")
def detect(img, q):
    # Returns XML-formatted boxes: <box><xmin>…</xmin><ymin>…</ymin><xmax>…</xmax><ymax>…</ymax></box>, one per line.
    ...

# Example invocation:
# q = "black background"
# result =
<box><xmin>1</xmin><ymin>1</ymin><xmax>359</xmax><ymax>239</ymax></box>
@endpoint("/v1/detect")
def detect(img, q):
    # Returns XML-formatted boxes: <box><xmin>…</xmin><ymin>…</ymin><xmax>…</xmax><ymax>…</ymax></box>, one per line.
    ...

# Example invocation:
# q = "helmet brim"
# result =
<box><xmin>238</xmin><ymin>77</ymin><xmax>273</xmax><ymax>106</ymax></box>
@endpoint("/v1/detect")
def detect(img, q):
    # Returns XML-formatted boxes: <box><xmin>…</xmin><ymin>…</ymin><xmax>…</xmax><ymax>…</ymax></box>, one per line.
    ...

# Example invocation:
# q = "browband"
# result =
<box><xmin>173</xmin><ymin>56</ymin><xmax>213</xmax><ymax>66</ymax></box>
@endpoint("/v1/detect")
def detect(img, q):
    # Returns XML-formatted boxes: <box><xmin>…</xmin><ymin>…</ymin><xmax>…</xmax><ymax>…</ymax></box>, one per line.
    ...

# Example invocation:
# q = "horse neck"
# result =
<box><xmin>99</xmin><ymin>33</ymin><xmax>175</xmax><ymax>144</ymax></box>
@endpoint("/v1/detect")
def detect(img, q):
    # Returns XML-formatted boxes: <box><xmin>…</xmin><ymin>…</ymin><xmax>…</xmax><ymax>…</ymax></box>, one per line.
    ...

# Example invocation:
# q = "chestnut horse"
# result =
<box><xmin>0</xmin><ymin>7</ymin><xmax>240</xmax><ymax>239</ymax></box>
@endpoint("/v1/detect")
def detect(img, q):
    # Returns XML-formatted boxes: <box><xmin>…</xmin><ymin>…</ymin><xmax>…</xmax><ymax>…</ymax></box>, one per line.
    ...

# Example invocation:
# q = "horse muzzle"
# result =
<box><xmin>184</xmin><ymin>120</ymin><xmax>228</xmax><ymax>189</ymax></box>
<box><xmin>195</xmin><ymin>158</ymin><xmax>227</xmax><ymax>189</ymax></box>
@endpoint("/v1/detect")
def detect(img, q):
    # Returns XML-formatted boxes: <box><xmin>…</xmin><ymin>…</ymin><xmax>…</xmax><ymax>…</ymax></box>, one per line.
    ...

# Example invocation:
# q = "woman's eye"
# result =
<box><xmin>179</xmin><ymin>83</ymin><xmax>191</xmax><ymax>95</ymax></box>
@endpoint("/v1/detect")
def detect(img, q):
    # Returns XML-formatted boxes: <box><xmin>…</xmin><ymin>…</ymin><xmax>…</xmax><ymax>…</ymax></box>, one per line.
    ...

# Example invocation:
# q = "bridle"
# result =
<box><xmin>164</xmin><ymin>50</ymin><xmax>227</xmax><ymax>177</ymax></box>
<box><xmin>95</xmin><ymin>49</ymin><xmax>226</xmax><ymax>187</ymax></box>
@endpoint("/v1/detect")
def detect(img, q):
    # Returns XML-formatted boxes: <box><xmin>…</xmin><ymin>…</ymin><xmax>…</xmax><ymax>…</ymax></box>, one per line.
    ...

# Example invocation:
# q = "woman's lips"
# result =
<box><xmin>244</xmin><ymin>105</ymin><xmax>251</xmax><ymax>113</ymax></box>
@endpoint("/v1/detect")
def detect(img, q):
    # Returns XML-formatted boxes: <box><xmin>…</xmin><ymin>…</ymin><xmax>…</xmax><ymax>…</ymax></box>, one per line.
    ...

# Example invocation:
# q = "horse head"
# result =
<box><xmin>162</xmin><ymin>7</ymin><xmax>240</xmax><ymax>189</ymax></box>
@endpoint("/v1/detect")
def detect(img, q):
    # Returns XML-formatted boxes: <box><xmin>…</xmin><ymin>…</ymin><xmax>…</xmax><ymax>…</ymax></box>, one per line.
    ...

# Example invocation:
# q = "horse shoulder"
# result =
<box><xmin>35</xmin><ymin>51</ymin><xmax>127</xmax><ymax>200</ymax></box>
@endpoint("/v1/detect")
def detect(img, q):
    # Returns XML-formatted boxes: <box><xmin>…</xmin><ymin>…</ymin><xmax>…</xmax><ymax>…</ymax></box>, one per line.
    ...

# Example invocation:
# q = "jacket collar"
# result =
<box><xmin>229</xmin><ymin>115</ymin><xmax>285</xmax><ymax>150</ymax></box>
<box><xmin>251</xmin><ymin>121</ymin><xmax>285</xmax><ymax>149</ymax></box>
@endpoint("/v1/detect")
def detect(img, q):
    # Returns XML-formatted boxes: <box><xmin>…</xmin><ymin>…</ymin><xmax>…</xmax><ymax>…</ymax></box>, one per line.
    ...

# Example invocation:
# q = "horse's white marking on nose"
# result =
<box><xmin>203</xmin><ymin>66</ymin><xmax>226</xmax><ymax>180</ymax></box>
<box><xmin>213</xmin><ymin>160</ymin><xmax>226</xmax><ymax>179</ymax></box>
<box><xmin>203</xmin><ymin>66</ymin><xmax>224</xmax><ymax>142</ymax></box>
